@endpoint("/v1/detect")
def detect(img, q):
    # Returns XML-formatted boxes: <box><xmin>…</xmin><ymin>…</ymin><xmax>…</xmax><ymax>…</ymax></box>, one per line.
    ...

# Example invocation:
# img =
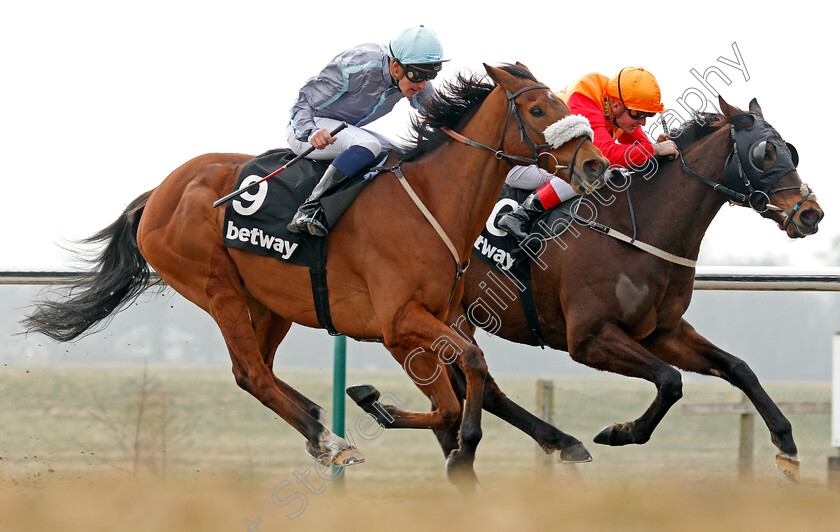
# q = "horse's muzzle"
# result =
<box><xmin>786</xmin><ymin>206</ymin><xmax>823</xmax><ymax>238</ymax></box>
<box><xmin>571</xmin><ymin>157</ymin><xmax>608</xmax><ymax>194</ymax></box>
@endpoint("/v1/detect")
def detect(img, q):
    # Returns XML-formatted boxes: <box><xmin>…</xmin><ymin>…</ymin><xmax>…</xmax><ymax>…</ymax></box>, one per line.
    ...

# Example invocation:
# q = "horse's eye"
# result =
<box><xmin>530</xmin><ymin>107</ymin><xmax>545</xmax><ymax>118</ymax></box>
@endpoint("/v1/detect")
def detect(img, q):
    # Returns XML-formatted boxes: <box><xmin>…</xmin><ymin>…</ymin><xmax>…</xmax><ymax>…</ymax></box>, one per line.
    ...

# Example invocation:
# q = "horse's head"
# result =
<box><xmin>719</xmin><ymin>96</ymin><xmax>823</xmax><ymax>238</ymax></box>
<box><xmin>483</xmin><ymin>63</ymin><xmax>609</xmax><ymax>195</ymax></box>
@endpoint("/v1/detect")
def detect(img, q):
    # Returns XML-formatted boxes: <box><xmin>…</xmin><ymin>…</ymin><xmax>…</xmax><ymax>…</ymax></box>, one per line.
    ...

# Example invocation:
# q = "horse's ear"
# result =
<box><xmin>718</xmin><ymin>96</ymin><xmax>742</xmax><ymax>118</ymax></box>
<box><xmin>515</xmin><ymin>61</ymin><xmax>530</xmax><ymax>71</ymax></box>
<box><xmin>748</xmin><ymin>98</ymin><xmax>764</xmax><ymax>118</ymax></box>
<box><xmin>484</xmin><ymin>63</ymin><xmax>515</xmax><ymax>86</ymax></box>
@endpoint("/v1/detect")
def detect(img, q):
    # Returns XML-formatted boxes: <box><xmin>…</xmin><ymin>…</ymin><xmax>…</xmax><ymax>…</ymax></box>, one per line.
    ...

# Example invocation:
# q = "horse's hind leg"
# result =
<box><xmin>645</xmin><ymin>319</ymin><xmax>798</xmax><ymax>480</ymax></box>
<box><xmin>212</xmin><ymin>283</ymin><xmax>362</xmax><ymax>466</ymax></box>
<box><xmin>568</xmin><ymin>321</ymin><xmax>684</xmax><ymax>447</ymax></box>
<box><xmin>247</xmin><ymin>298</ymin><xmax>328</xmax><ymax>424</ymax></box>
<box><xmin>143</xmin><ymin>231</ymin><xmax>358</xmax><ymax>465</ymax></box>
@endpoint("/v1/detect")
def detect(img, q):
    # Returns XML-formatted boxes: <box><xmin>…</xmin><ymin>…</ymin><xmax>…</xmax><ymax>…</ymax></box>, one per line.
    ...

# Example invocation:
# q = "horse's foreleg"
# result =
<box><xmin>431</xmin><ymin>367</ymin><xmax>466</xmax><ymax>459</ymax></box>
<box><xmin>444</xmin><ymin>307</ymin><xmax>590</xmax><ymax>462</ymax></box>
<box><xmin>569</xmin><ymin>321</ymin><xmax>684</xmax><ymax>446</ymax></box>
<box><xmin>446</xmin><ymin>325</ymin><xmax>488</xmax><ymax>490</ymax></box>
<box><xmin>436</xmin><ymin>364</ymin><xmax>592</xmax><ymax>463</ymax></box>
<box><xmin>481</xmin><ymin>372</ymin><xmax>592</xmax><ymax>462</ymax></box>
<box><xmin>350</xmin><ymin>301</ymin><xmax>485</xmax><ymax>491</ymax></box>
<box><xmin>645</xmin><ymin>319</ymin><xmax>799</xmax><ymax>479</ymax></box>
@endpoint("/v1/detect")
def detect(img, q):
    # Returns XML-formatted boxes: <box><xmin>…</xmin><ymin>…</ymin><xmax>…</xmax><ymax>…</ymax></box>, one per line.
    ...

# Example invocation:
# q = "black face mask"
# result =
<box><xmin>723</xmin><ymin>115</ymin><xmax>799</xmax><ymax>210</ymax></box>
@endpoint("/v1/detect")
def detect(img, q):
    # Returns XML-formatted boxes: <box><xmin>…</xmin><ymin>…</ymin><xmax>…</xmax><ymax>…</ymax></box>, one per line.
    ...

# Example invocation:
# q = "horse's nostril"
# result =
<box><xmin>585</xmin><ymin>159</ymin><xmax>604</xmax><ymax>178</ymax></box>
<box><xmin>799</xmin><ymin>208</ymin><xmax>822</xmax><ymax>227</ymax></box>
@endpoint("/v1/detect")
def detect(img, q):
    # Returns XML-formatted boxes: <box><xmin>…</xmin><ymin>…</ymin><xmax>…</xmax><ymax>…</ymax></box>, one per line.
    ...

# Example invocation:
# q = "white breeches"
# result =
<box><xmin>505</xmin><ymin>165</ymin><xmax>577</xmax><ymax>201</ymax></box>
<box><xmin>286</xmin><ymin>117</ymin><xmax>397</xmax><ymax>160</ymax></box>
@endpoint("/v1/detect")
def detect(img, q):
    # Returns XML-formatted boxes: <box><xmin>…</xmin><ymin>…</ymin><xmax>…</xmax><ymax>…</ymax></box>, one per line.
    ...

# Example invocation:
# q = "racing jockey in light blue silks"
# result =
<box><xmin>286</xmin><ymin>26</ymin><xmax>448</xmax><ymax>237</ymax></box>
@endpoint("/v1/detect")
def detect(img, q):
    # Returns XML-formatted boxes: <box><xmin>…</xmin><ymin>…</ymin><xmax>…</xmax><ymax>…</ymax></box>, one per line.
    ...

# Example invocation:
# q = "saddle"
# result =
<box><xmin>223</xmin><ymin>148</ymin><xmax>385</xmax><ymax>267</ymax></box>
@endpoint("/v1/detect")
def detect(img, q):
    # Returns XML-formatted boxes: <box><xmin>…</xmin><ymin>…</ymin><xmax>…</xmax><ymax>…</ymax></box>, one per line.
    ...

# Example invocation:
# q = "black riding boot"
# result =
<box><xmin>497</xmin><ymin>191</ymin><xmax>547</xmax><ymax>242</ymax></box>
<box><xmin>287</xmin><ymin>165</ymin><xmax>347</xmax><ymax>237</ymax></box>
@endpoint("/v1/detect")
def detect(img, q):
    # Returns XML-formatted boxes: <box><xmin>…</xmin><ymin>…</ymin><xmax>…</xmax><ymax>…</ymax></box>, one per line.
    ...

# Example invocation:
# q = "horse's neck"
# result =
<box><xmin>402</xmin><ymin>142</ymin><xmax>508</xmax><ymax>254</ymax></box>
<box><xmin>628</xmin><ymin>129</ymin><xmax>732</xmax><ymax>259</ymax></box>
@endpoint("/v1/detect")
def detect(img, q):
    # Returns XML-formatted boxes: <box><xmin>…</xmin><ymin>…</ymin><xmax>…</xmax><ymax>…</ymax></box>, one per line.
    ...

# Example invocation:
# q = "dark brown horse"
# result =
<box><xmin>22</xmin><ymin>64</ymin><xmax>608</xmax><ymax>482</ymax></box>
<box><xmin>351</xmin><ymin>97</ymin><xmax>824</xmax><ymax>482</ymax></box>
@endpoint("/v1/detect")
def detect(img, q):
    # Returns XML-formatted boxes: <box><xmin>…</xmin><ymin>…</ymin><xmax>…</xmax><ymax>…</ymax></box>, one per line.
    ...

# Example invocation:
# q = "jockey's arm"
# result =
<box><xmin>289</xmin><ymin>59</ymin><xmax>347</xmax><ymax>142</ymax></box>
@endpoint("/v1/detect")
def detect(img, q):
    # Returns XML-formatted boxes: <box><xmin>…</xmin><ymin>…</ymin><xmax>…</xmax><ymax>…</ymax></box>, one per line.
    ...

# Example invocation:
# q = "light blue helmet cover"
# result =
<box><xmin>388</xmin><ymin>25</ymin><xmax>448</xmax><ymax>65</ymax></box>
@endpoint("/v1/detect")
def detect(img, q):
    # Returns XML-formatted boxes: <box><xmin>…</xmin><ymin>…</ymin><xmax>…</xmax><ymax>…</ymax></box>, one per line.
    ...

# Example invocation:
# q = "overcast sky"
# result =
<box><xmin>2</xmin><ymin>0</ymin><xmax>836</xmax><ymax>271</ymax></box>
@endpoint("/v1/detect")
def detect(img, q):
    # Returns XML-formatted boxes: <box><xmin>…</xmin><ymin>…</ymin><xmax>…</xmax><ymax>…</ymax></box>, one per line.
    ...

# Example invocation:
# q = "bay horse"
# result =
<box><xmin>22</xmin><ymin>64</ymin><xmax>608</xmax><ymax>482</ymax></box>
<box><xmin>350</xmin><ymin>97</ymin><xmax>824</xmax><ymax>482</ymax></box>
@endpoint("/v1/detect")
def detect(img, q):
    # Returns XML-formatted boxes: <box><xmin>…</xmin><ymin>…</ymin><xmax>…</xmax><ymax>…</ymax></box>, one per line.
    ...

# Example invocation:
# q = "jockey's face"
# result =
<box><xmin>390</xmin><ymin>59</ymin><xmax>427</xmax><ymax>100</ymax></box>
<box><xmin>610</xmin><ymin>99</ymin><xmax>647</xmax><ymax>134</ymax></box>
<box><xmin>398</xmin><ymin>75</ymin><xmax>427</xmax><ymax>99</ymax></box>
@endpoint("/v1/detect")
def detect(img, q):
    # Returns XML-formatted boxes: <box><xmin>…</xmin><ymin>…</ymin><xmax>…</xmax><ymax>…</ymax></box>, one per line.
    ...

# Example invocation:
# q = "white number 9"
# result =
<box><xmin>232</xmin><ymin>175</ymin><xmax>268</xmax><ymax>216</ymax></box>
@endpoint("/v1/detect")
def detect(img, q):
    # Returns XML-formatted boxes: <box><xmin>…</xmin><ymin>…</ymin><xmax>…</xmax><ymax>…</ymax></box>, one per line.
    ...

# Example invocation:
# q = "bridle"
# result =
<box><xmin>678</xmin><ymin>114</ymin><xmax>812</xmax><ymax>233</ymax></box>
<box><xmin>441</xmin><ymin>83</ymin><xmax>588</xmax><ymax>178</ymax></box>
<box><xmin>567</xmin><ymin>111</ymin><xmax>813</xmax><ymax>269</ymax></box>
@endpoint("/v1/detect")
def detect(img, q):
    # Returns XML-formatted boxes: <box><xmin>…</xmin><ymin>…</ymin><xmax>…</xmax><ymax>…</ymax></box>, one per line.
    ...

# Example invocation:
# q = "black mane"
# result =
<box><xmin>397</xmin><ymin>64</ymin><xmax>537</xmax><ymax>162</ymax></box>
<box><xmin>670</xmin><ymin>113</ymin><xmax>722</xmax><ymax>152</ymax></box>
<box><xmin>670</xmin><ymin>110</ymin><xmax>756</xmax><ymax>152</ymax></box>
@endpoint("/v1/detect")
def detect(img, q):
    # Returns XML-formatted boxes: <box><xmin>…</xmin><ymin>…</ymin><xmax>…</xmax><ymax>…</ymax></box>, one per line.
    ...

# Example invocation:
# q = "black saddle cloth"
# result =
<box><xmin>222</xmin><ymin>148</ymin><xmax>379</xmax><ymax>267</ymax></box>
<box><xmin>473</xmin><ymin>185</ymin><xmax>583</xmax><ymax>281</ymax></box>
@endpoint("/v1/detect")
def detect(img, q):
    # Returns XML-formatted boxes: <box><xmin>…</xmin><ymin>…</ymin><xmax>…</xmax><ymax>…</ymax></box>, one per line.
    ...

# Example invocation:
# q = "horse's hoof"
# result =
<box><xmin>334</xmin><ymin>447</ymin><xmax>365</xmax><ymax>467</ymax></box>
<box><xmin>445</xmin><ymin>454</ymin><xmax>479</xmax><ymax>493</ymax></box>
<box><xmin>560</xmin><ymin>442</ymin><xmax>593</xmax><ymax>463</ymax></box>
<box><xmin>305</xmin><ymin>442</ymin><xmax>365</xmax><ymax>467</ymax></box>
<box><xmin>593</xmin><ymin>424</ymin><xmax>633</xmax><ymax>446</ymax></box>
<box><xmin>775</xmin><ymin>452</ymin><xmax>800</xmax><ymax>482</ymax></box>
<box><xmin>304</xmin><ymin>442</ymin><xmax>332</xmax><ymax>466</ymax></box>
<box><xmin>346</xmin><ymin>384</ymin><xmax>380</xmax><ymax>406</ymax></box>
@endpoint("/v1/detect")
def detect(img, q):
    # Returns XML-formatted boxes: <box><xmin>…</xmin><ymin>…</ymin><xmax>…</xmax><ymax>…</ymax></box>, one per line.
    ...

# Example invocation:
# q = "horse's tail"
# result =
<box><xmin>22</xmin><ymin>190</ymin><xmax>158</xmax><ymax>342</ymax></box>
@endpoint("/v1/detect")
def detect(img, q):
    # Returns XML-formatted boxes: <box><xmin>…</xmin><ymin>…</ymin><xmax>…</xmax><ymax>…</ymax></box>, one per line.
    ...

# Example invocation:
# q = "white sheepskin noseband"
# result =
<box><xmin>544</xmin><ymin>115</ymin><xmax>593</xmax><ymax>148</ymax></box>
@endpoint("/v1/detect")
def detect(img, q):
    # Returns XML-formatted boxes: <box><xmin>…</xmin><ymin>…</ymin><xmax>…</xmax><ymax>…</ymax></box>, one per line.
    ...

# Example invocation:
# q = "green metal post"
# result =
<box><xmin>331</xmin><ymin>334</ymin><xmax>347</xmax><ymax>488</ymax></box>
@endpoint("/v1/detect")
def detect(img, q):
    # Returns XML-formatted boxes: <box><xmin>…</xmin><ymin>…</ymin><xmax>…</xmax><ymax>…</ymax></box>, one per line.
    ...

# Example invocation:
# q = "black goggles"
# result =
<box><xmin>400</xmin><ymin>62</ymin><xmax>441</xmax><ymax>82</ymax></box>
<box><xmin>626</xmin><ymin>108</ymin><xmax>656</xmax><ymax>120</ymax></box>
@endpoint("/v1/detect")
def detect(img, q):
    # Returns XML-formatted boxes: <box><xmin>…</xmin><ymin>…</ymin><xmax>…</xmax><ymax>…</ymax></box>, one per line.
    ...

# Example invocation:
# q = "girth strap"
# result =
<box><xmin>519</xmin><ymin>267</ymin><xmax>546</xmax><ymax>348</ymax></box>
<box><xmin>309</xmin><ymin>238</ymin><xmax>340</xmax><ymax>335</ymax></box>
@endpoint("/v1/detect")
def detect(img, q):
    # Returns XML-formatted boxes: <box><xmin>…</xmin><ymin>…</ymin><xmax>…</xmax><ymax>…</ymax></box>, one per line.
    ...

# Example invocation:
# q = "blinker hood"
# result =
<box><xmin>723</xmin><ymin>115</ymin><xmax>799</xmax><ymax>197</ymax></box>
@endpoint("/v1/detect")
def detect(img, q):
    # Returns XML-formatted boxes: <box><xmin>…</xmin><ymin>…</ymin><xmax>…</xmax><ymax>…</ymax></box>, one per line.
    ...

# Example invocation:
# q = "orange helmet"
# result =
<box><xmin>606</xmin><ymin>67</ymin><xmax>665</xmax><ymax>114</ymax></box>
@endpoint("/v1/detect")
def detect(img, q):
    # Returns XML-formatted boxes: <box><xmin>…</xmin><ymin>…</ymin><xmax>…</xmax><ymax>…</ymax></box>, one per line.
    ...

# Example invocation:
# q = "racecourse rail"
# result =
<box><xmin>3</xmin><ymin>266</ymin><xmax>840</xmax><ymax>289</ymax></box>
<box><xmin>4</xmin><ymin>267</ymin><xmax>839</xmax><ymax>458</ymax></box>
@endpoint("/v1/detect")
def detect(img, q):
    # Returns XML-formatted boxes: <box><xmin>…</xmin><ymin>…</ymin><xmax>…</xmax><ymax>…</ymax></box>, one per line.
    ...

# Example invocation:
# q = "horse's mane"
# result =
<box><xmin>669</xmin><ymin>110</ymin><xmax>754</xmax><ymax>152</ymax></box>
<box><xmin>397</xmin><ymin>64</ymin><xmax>538</xmax><ymax>162</ymax></box>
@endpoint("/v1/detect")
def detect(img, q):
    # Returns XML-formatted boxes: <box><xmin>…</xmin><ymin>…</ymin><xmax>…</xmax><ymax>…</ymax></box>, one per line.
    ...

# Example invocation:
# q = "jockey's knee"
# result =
<box><xmin>355</xmin><ymin>136</ymin><xmax>383</xmax><ymax>157</ymax></box>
